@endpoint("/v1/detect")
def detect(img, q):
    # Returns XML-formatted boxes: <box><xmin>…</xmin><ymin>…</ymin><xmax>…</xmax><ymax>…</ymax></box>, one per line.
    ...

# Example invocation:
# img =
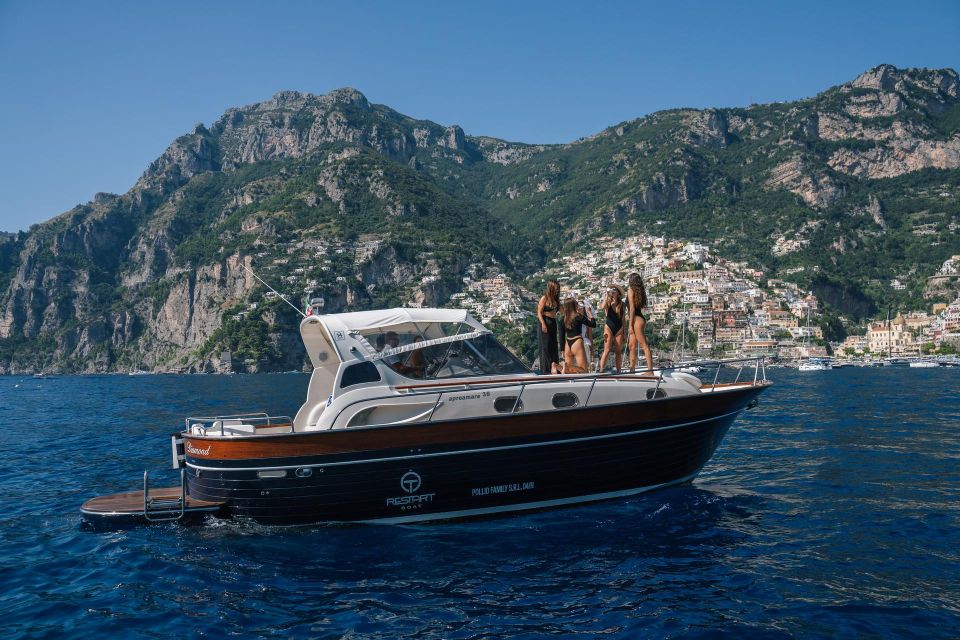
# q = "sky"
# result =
<box><xmin>0</xmin><ymin>0</ymin><xmax>958</xmax><ymax>232</ymax></box>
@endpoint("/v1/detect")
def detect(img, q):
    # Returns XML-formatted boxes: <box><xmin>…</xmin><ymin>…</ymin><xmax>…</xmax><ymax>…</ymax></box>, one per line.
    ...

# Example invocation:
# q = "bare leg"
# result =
<box><xmin>599</xmin><ymin>326</ymin><xmax>613</xmax><ymax>372</ymax></box>
<box><xmin>635</xmin><ymin>317</ymin><xmax>653</xmax><ymax>371</ymax></box>
<box><xmin>572</xmin><ymin>340</ymin><xmax>589</xmax><ymax>371</ymax></box>
<box><xmin>614</xmin><ymin>332</ymin><xmax>624</xmax><ymax>373</ymax></box>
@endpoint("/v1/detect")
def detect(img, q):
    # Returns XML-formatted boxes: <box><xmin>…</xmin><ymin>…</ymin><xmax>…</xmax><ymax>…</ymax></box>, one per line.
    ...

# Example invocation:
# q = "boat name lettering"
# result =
<box><xmin>386</xmin><ymin>493</ymin><xmax>436</xmax><ymax>507</ymax></box>
<box><xmin>185</xmin><ymin>442</ymin><xmax>211</xmax><ymax>456</ymax></box>
<box><xmin>471</xmin><ymin>481</ymin><xmax>535</xmax><ymax>497</ymax></box>
<box><xmin>448</xmin><ymin>391</ymin><xmax>490</xmax><ymax>402</ymax></box>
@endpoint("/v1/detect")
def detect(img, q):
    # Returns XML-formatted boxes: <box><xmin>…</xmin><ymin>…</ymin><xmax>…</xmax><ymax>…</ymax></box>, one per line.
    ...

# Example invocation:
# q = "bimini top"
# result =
<box><xmin>298</xmin><ymin>307</ymin><xmax>489</xmax><ymax>367</ymax></box>
<box><xmin>320</xmin><ymin>307</ymin><xmax>486</xmax><ymax>334</ymax></box>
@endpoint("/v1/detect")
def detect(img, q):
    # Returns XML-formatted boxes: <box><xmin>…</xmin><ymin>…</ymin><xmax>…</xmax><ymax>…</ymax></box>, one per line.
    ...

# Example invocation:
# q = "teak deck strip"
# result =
<box><xmin>82</xmin><ymin>488</ymin><xmax>223</xmax><ymax>514</ymax></box>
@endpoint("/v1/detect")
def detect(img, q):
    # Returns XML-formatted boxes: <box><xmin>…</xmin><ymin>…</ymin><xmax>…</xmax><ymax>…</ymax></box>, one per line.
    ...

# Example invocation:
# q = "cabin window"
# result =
<box><xmin>552</xmin><ymin>393</ymin><xmax>579</xmax><ymax>409</ymax></box>
<box><xmin>340</xmin><ymin>362</ymin><xmax>381</xmax><ymax>388</ymax></box>
<box><xmin>494</xmin><ymin>396</ymin><xmax>523</xmax><ymax>413</ymax></box>
<box><xmin>257</xmin><ymin>470</ymin><xmax>287</xmax><ymax>479</ymax></box>
<box><xmin>646</xmin><ymin>388</ymin><xmax>667</xmax><ymax>400</ymax></box>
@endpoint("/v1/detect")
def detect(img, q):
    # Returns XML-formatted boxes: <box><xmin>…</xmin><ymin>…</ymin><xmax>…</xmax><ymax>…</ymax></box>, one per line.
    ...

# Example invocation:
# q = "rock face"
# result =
<box><xmin>1</xmin><ymin>65</ymin><xmax>958</xmax><ymax>373</ymax></box>
<box><xmin>684</xmin><ymin>109</ymin><xmax>728</xmax><ymax>148</ymax></box>
<box><xmin>828</xmin><ymin>137</ymin><xmax>960</xmax><ymax>179</ymax></box>
<box><xmin>766</xmin><ymin>157</ymin><xmax>840</xmax><ymax>208</ymax></box>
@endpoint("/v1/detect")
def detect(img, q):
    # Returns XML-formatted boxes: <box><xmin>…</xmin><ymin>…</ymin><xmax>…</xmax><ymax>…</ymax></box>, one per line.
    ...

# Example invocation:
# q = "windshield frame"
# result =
<box><xmin>382</xmin><ymin>332</ymin><xmax>530</xmax><ymax>381</ymax></box>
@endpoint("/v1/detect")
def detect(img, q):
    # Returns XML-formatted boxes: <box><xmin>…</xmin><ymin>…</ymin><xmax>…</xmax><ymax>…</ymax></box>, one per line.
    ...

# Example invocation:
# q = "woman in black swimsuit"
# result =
<box><xmin>558</xmin><ymin>298</ymin><xmax>596</xmax><ymax>372</ymax></box>
<box><xmin>599</xmin><ymin>285</ymin><xmax>625</xmax><ymax>373</ymax></box>
<box><xmin>536</xmin><ymin>280</ymin><xmax>561</xmax><ymax>374</ymax></box>
<box><xmin>627</xmin><ymin>272</ymin><xmax>653</xmax><ymax>373</ymax></box>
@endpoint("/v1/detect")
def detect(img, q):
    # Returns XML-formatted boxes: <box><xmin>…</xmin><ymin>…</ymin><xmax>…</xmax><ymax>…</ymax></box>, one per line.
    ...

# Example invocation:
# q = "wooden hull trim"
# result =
<box><xmin>185</xmin><ymin>406</ymin><xmax>744</xmax><ymax>472</ymax></box>
<box><xmin>182</xmin><ymin>385</ymin><xmax>766</xmax><ymax>462</ymax></box>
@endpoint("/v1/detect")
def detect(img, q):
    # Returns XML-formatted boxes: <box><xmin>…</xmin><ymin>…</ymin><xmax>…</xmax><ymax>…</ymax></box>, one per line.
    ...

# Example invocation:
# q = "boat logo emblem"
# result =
<box><xmin>400</xmin><ymin>471</ymin><xmax>421</xmax><ymax>493</ymax></box>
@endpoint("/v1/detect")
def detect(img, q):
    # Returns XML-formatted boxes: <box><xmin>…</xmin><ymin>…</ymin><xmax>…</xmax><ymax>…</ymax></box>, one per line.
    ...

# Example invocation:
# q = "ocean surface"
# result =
<box><xmin>0</xmin><ymin>368</ymin><xmax>958</xmax><ymax>639</ymax></box>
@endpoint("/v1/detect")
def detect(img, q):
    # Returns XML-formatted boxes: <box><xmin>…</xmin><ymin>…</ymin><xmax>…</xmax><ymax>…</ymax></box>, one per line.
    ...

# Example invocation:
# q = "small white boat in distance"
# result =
<box><xmin>798</xmin><ymin>359</ymin><xmax>831</xmax><ymax>371</ymax></box>
<box><xmin>908</xmin><ymin>360</ymin><xmax>940</xmax><ymax>368</ymax></box>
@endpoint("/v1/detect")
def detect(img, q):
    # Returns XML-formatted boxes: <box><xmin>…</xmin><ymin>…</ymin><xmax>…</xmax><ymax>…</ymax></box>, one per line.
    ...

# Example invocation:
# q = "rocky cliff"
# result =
<box><xmin>1</xmin><ymin>65</ymin><xmax>958</xmax><ymax>373</ymax></box>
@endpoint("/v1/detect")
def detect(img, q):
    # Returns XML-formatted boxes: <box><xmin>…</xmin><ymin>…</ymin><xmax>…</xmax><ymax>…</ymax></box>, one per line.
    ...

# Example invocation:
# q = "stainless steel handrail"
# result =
<box><xmin>185</xmin><ymin>357</ymin><xmax>767</xmax><ymax>435</ymax></box>
<box><xmin>330</xmin><ymin>356</ymin><xmax>767</xmax><ymax>427</ymax></box>
<box><xmin>185</xmin><ymin>414</ymin><xmax>294</xmax><ymax>430</ymax></box>
<box><xmin>143</xmin><ymin>468</ymin><xmax>186</xmax><ymax>522</ymax></box>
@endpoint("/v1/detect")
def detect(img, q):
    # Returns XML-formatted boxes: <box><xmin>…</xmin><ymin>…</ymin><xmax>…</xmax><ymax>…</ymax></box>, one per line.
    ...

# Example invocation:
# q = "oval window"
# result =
<box><xmin>552</xmin><ymin>393</ymin><xmax>579</xmax><ymax>409</ymax></box>
<box><xmin>494</xmin><ymin>396</ymin><xmax>523</xmax><ymax>413</ymax></box>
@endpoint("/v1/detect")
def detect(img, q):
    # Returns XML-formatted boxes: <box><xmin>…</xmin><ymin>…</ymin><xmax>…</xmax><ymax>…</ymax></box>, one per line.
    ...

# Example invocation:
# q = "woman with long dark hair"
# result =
<box><xmin>558</xmin><ymin>298</ymin><xmax>595</xmax><ymax>373</ymax></box>
<box><xmin>536</xmin><ymin>279</ymin><xmax>561</xmax><ymax>374</ymax></box>
<box><xmin>627</xmin><ymin>273</ymin><xmax>653</xmax><ymax>373</ymax></box>
<box><xmin>599</xmin><ymin>285</ymin><xmax>625</xmax><ymax>373</ymax></box>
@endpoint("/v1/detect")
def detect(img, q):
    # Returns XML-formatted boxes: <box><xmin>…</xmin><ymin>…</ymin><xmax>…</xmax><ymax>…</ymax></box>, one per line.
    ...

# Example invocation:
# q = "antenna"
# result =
<box><xmin>239</xmin><ymin>261</ymin><xmax>307</xmax><ymax>319</ymax></box>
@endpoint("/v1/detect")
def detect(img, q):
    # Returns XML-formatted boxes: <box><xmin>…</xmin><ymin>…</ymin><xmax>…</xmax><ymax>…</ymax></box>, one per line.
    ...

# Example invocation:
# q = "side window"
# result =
<box><xmin>340</xmin><ymin>362</ymin><xmax>381</xmax><ymax>389</ymax></box>
<box><xmin>552</xmin><ymin>393</ymin><xmax>579</xmax><ymax>408</ymax></box>
<box><xmin>494</xmin><ymin>396</ymin><xmax>523</xmax><ymax>413</ymax></box>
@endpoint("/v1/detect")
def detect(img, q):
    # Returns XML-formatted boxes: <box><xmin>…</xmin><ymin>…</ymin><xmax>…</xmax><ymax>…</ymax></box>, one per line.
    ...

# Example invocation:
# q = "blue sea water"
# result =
<box><xmin>0</xmin><ymin>369</ymin><xmax>958</xmax><ymax>639</ymax></box>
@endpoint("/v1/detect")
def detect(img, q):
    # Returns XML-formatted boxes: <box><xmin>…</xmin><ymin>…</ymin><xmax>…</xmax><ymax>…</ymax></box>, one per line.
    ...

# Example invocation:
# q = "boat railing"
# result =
<box><xmin>185</xmin><ymin>413</ymin><xmax>295</xmax><ymax>435</ymax></box>
<box><xmin>504</xmin><ymin>356</ymin><xmax>766</xmax><ymax>416</ymax></box>
<box><xmin>336</xmin><ymin>356</ymin><xmax>767</xmax><ymax>427</ymax></box>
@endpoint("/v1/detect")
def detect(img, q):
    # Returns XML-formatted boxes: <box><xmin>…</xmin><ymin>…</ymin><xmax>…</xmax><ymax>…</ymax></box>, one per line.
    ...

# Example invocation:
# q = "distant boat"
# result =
<box><xmin>128</xmin><ymin>370</ymin><xmax>151</xmax><ymax>376</ymax></box>
<box><xmin>799</xmin><ymin>359</ymin><xmax>830</xmax><ymax>371</ymax></box>
<box><xmin>909</xmin><ymin>360</ymin><xmax>940</xmax><ymax>368</ymax></box>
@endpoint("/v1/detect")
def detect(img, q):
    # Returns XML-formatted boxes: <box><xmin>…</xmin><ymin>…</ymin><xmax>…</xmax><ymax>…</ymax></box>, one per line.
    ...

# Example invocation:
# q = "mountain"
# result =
<box><xmin>1</xmin><ymin>65</ymin><xmax>958</xmax><ymax>373</ymax></box>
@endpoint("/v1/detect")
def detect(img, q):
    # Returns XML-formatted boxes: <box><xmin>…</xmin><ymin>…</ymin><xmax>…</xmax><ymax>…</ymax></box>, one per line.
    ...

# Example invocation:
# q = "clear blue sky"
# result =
<box><xmin>1</xmin><ymin>0</ymin><xmax>958</xmax><ymax>232</ymax></box>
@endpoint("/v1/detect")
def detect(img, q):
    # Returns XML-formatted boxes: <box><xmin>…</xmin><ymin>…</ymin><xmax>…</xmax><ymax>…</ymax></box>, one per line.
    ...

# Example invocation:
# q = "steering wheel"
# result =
<box><xmin>425</xmin><ymin>357</ymin><xmax>444</xmax><ymax>377</ymax></box>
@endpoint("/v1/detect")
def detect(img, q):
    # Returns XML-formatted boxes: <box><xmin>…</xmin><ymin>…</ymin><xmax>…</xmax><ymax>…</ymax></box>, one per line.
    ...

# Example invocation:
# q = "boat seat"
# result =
<box><xmin>221</xmin><ymin>424</ymin><xmax>256</xmax><ymax>436</ymax></box>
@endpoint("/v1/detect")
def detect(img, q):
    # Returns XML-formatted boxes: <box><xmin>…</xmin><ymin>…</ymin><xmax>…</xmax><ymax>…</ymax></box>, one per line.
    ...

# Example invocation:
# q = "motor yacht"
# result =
<box><xmin>82</xmin><ymin>308</ymin><xmax>770</xmax><ymax>526</ymax></box>
<box><xmin>798</xmin><ymin>358</ymin><xmax>831</xmax><ymax>371</ymax></box>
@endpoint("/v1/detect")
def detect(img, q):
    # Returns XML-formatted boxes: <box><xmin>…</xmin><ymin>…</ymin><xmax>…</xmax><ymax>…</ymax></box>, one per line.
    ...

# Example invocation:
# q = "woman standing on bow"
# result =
<box><xmin>536</xmin><ymin>279</ymin><xmax>561</xmax><ymax>374</ymax></box>
<box><xmin>627</xmin><ymin>273</ymin><xmax>654</xmax><ymax>373</ymax></box>
<box><xmin>558</xmin><ymin>298</ymin><xmax>596</xmax><ymax>373</ymax></box>
<box><xmin>599</xmin><ymin>285</ymin><xmax>625</xmax><ymax>373</ymax></box>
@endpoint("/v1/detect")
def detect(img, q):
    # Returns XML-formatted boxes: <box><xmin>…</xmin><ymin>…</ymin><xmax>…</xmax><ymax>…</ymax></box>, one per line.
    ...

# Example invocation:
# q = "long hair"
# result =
<box><xmin>562</xmin><ymin>298</ymin><xmax>580</xmax><ymax>330</ymax></box>
<box><xmin>627</xmin><ymin>273</ymin><xmax>647</xmax><ymax>311</ymax></box>
<box><xmin>543</xmin><ymin>279</ymin><xmax>560</xmax><ymax>309</ymax></box>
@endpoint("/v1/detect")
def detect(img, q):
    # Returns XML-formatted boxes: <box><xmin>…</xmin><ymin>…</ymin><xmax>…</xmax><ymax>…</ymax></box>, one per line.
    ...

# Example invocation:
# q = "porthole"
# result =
<box><xmin>494</xmin><ymin>396</ymin><xmax>523</xmax><ymax>413</ymax></box>
<box><xmin>295</xmin><ymin>467</ymin><xmax>313</xmax><ymax>478</ymax></box>
<box><xmin>257</xmin><ymin>469</ymin><xmax>287</xmax><ymax>479</ymax></box>
<box><xmin>552</xmin><ymin>393</ymin><xmax>579</xmax><ymax>409</ymax></box>
<box><xmin>646</xmin><ymin>388</ymin><xmax>667</xmax><ymax>400</ymax></box>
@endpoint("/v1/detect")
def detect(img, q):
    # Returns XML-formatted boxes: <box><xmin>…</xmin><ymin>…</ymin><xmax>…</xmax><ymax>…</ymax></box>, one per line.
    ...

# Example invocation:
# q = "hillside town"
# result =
<box><xmin>227</xmin><ymin>229</ymin><xmax>959</xmax><ymax>366</ymax></box>
<box><xmin>446</xmin><ymin>235</ymin><xmax>960</xmax><ymax>362</ymax></box>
